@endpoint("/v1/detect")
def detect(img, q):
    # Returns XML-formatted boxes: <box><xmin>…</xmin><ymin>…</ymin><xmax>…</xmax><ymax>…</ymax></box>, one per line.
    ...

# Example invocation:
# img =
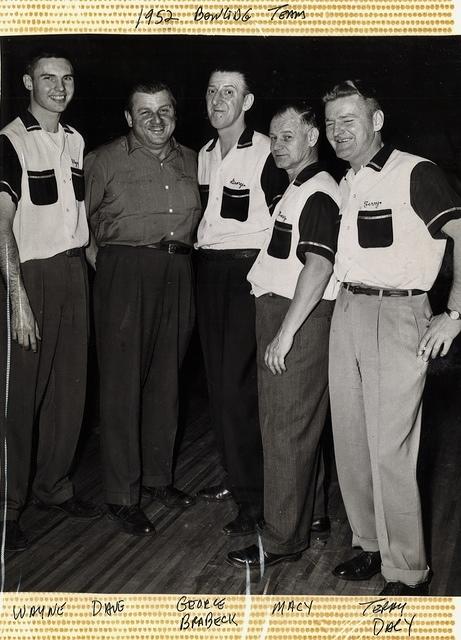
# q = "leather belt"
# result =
<box><xmin>198</xmin><ymin>248</ymin><xmax>260</xmax><ymax>259</ymax></box>
<box><xmin>343</xmin><ymin>283</ymin><xmax>425</xmax><ymax>297</ymax></box>
<box><xmin>64</xmin><ymin>247</ymin><xmax>83</xmax><ymax>257</ymax></box>
<box><xmin>146</xmin><ymin>243</ymin><xmax>191</xmax><ymax>255</ymax></box>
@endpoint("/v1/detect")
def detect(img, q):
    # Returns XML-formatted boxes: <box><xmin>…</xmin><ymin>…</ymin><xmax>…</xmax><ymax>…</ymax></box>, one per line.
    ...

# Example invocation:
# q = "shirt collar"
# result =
<box><xmin>293</xmin><ymin>162</ymin><xmax>323</xmax><ymax>186</ymax></box>
<box><xmin>365</xmin><ymin>144</ymin><xmax>394</xmax><ymax>172</ymax></box>
<box><xmin>206</xmin><ymin>126</ymin><xmax>255</xmax><ymax>152</ymax></box>
<box><xmin>19</xmin><ymin>109</ymin><xmax>73</xmax><ymax>134</ymax></box>
<box><xmin>126</xmin><ymin>131</ymin><xmax>181</xmax><ymax>159</ymax></box>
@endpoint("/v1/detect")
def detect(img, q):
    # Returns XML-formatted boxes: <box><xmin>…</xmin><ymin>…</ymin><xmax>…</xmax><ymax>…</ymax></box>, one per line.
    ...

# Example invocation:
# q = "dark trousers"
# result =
<box><xmin>0</xmin><ymin>252</ymin><xmax>88</xmax><ymax>520</ymax></box>
<box><xmin>196</xmin><ymin>251</ymin><xmax>263</xmax><ymax>517</ymax></box>
<box><xmin>94</xmin><ymin>246</ymin><xmax>194</xmax><ymax>505</ymax></box>
<box><xmin>256</xmin><ymin>294</ymin><xmax>333</xmax><ymax>554</ymax></box>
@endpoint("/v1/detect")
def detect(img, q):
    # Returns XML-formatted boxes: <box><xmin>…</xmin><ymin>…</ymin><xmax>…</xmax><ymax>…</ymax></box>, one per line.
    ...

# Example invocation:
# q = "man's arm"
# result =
<box><xmin>84</xmin><ymin>150</ymin><xmax>106</xmax><ymax>268</ymax></box>
<box><xmin>265</xmin><ymin>252</ymin><xmax>332</xmax><ymax>375</ymax></box>
<box><xmin>418</xmin><ymin>217</ymin><xmax>461</xmax><ymax>360</ymax></box>
<box><xmin>0</xmin><ymin>192</ymin><xmax>40</xmax><ymax>351</ymax></box>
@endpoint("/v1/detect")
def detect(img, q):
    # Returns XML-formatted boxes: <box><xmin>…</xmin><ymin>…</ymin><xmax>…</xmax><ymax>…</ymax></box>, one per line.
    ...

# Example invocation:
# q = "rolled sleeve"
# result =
<box><xmin>296</xmin><ymin>191</ymin><xmax>340</xmax><ymax>264</ymax></box>
<box><xmin>0</xmin><ymin>135</ymin><xmax>22</xmax><ymax>206</ymax></box>
<box><xmin>410</xmin><ymin>161</ymin><xmax>461</xmax><ymax>238</ymax></box>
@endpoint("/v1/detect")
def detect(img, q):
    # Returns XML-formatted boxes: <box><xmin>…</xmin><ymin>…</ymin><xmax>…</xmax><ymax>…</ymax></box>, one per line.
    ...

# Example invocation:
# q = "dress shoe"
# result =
<box><xmin>4</xmin><ymin>521</ymin><xmax>28</xmax><ymax>551</ymax></box>
<box><xmin>107</xmin><ymin>504</ymin><xmax>156</xmax><ymax>536</ymax></box>
<box><xmin>333</xmin><ymin>551</ymin><xmax>381</xmax><ymax>581</ymax></box>
<box><xmin>311</xmin><ymin>516</ymin><xmax>331</xmax><ymax>541</ymax></box>
<box><xmin>227</xmin><ymin>544</ymin><xmax>302</xmax><ymax>569</ymax></box>
<box><xmin>143</xmin><ymin>485</ymin><xmax>196</xmax><ymax>508</ymax></box>
<box><xmin>196</xmin><ymin>482</ymin><xmax>233</xmax><ymax>502</ymax></box>
<box><xmin>380</xmin><ymin>580</ymin><xmax>429</xmax><ymax>596</ymax></box>
<box><xmin>222</xmin><ymin>511</ymin><xmax>258</xmax><ymax>536</ymax></box>
<box><xmin>40</xmin><ymin>497</ymin><xmax>102</xmax><ymax>519</ymax></box>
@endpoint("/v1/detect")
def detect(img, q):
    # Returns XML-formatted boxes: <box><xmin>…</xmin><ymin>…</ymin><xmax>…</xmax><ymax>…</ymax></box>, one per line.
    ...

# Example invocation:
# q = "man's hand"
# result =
<box><xmin>264</xmin><ymin>330</ymin><xmax>294</xmax><ymax>375</ymax></box>
<box><xmin>11</xmin><ymin>290</ymin><xmax>40</xmax><ymax>352</ymax></box>
<box><xmin>418</xmin><ymin>312</ymin><xmax>461</xmax><ymax>361</ymax></box>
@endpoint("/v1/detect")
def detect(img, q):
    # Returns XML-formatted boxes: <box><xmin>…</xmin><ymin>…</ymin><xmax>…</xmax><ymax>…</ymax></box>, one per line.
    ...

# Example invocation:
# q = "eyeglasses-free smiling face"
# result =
<box><xmin>125</xmin><ymin>90</ymin><xmax>176</xmax><ymax>157</ymax></box>
<box><xmin>324</xmin><ymin>94</ymin><xmax>383</xmax><ymax>171</ymax></box>
<box><xmin>270</xmin><ymin>110</ymin><xmax>319</xmax><ymax>181</ymax></box>
<box><xmin>206</xmin><ymin>71</ymin><xmax>254</xmax><ymax>132</ymax></box>
<box><xmin>23</xmin><ymin>57</ymin><xmax>75</xmax><ymax>116</ymax></box>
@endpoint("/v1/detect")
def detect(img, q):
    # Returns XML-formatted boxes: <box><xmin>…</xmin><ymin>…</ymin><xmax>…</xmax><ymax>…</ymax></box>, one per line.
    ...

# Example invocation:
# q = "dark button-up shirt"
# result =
<box><xmin>84</xmin><ymin>133</ymin><xmax>201</xmax><ymax>247</ymax></box>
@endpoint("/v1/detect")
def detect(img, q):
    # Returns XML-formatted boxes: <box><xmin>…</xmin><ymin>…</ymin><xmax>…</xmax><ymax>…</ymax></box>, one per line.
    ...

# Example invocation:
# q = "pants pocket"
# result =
<box><xmin>357</xmin><ymin>209</ymin><xmax>393</xmax><ymax>248</ymax></box>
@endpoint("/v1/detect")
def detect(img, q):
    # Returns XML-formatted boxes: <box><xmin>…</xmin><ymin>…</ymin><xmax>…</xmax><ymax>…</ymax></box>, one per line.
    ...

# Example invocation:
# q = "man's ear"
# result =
<box><xmin>124</xmin><ymin>110</ymin><xmax>133</xmax><ymax>128</ymax></box>
<box><xmin>242</xmin><ymin>93</ymin><xmax>254</xmax><ymax>112</ymax></box>
<box><xmin>373</xmin><ymin>109</ymin><xmax>384</xmax><ymax>132</ymax></box>
<box><xmin>23</xmin><ymin>74</ymin><xmax>33</xmax><ymax>91</ymax></box>
<box><xmin>308</xmin><ymin>126</ymin><xmax>320</xmax><ymax>147</ymax></box>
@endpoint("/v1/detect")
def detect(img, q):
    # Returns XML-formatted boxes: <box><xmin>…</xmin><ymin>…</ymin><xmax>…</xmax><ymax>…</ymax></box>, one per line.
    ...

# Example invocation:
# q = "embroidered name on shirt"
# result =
<box><xmin>71</xmin><ymin>159</ymin><xmax>80</xmax><ymax>168</ymax></box>
<box><xmin>229</xmin><ymin>178</ymin><xmax>246</xmax><ymax>189</ymax></box>
<box><xmin>277</xmin><ymin>213</ymin><xmax>287</xmax><ymax>222</ymax></box>
<box><xmin>363</xmin><ymin>200</ymin><xmax>382</xmax><ymax>209</ymax></box>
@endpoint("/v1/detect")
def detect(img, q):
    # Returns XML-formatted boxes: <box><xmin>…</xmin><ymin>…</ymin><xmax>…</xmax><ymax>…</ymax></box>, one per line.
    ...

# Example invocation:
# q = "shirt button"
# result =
<box><xmin>165</xmin><ymin>185</ymin><xmax>169</xmax><ymax>190</ymax></box>
<box><xmin>169</xmin><ymin>208</ymin><xmax>173</xmax><ymax>213</ymax></box>
<box><xmin>170</xmin><ymin>231</ymin><xmax>174</xmax><ymax>236</ymax></box>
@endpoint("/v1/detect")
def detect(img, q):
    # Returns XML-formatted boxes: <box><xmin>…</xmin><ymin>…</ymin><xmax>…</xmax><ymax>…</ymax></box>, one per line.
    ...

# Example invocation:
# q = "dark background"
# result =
<box><xmin>1</xmin><ymin>34</ymin><xmax>461</xmax><ymax>190</ymax></box>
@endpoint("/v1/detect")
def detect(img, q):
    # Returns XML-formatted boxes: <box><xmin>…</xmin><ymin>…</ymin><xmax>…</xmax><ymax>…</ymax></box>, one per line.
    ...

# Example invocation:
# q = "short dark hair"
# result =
<box><xmin>272</xmin><ymin>101</ymin><xmax>318</xmax><ymax>129</ymax></box>
<box><xmin>208</xmin><ymin>67</ymin><xmax>253</xmax><ymax>95</ymax></box>
<box><xmin>126</xmin><ymin>81</ymin><xmax>177</xmax><ymax>113</ymax></box>
<box><xmin>25</xmin><ymin>50</ymin><xmax>73</xmax><ymax>76</ymax></box>
<box><xmin>322</xmin><ymin>79</ymin><xmax>381</xmax><ymax>115</ymax></box>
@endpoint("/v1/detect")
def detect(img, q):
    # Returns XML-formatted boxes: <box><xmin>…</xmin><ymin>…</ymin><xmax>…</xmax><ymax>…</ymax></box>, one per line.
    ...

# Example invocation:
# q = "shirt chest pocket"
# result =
<box><xmin>27</xmin><ymin>169</ymin><xmax>58</xmax><ymax>206</ymax></box>
<box><xmin>357</xmin><ymin>208</ymin><xmax>393</xmax><ymax>248</ymax></box>
<box><xmin>267</xmin><ymin>220</ymin><xmax>292</xmax><ymax>259</ymax></box>
<box><xmin>220</xmin><ymin>186</ymin><xmax>250</xmax><ymax>222</ymax></box>
<box><xmin>71</xmin><ymin>167</ymin><xmax>85</xmax><ymax>201</ymax></box>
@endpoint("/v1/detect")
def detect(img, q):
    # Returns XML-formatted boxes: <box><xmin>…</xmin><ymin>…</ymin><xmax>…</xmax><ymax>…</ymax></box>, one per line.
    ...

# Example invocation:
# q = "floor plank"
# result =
<box><xmin>3</xmin><ymin>345</ymin><xmax>461</xmax><ymax>596</ymax></box>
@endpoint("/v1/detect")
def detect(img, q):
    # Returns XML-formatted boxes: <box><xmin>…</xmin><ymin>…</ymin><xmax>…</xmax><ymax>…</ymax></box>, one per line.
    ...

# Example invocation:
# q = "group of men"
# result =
<box><xmin>1</xmin><ymin>50</ymin><xmax>461</xmax><ymax>598</ymax></box>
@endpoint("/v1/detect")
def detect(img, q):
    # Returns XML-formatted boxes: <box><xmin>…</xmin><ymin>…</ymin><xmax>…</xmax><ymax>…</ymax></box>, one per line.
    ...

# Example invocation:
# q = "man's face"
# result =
<box><xmin>125</xmin><ymin>90</ymin><xmax>176</xmax><ymax>155</ymax></box>
<box><xmin>270</xmin><ymin>110</ymin><xmax>318</xmax><ymax>178</ymax></box>
<box><xmin>325</xmin><ymin>94</ymin><xmax>383</xmax><ymax>170</ymax></box>
<box><xmin>23</xmin><ymin>57</ymin><xmax>74</xmax><ymax>115</ymax></box>
<box><xmin>206</xmin><ymin>71</ymin><xmax>253</xmax><ymax>131</ymax></box>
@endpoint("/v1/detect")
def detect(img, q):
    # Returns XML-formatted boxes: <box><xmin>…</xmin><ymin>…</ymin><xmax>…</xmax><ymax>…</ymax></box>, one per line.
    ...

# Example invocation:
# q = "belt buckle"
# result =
<box><xmin>168</xmin><ymin>244</ymin><xmax>176</xmax><ymax>254</ymax></box>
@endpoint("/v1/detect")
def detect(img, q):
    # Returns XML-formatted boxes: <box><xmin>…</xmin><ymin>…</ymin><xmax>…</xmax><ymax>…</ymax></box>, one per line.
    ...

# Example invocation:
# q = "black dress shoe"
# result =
<box><xmin>222</xmin><ymin>510</ymin><xmax>261</xmax><ymax>536</ymax></box>
<box><xmin>333</xmin><ymin>551</ymin><xmax>381</xmax><ymax>581</ymax></box>
<box><xmin>107</xmin><ymin>504</ymin><xmax>156</xmax><ymax>536</ymax></box>
<box><xmin>143</xmin><ymin>485</ymin><xmax>196</xmax><ymax>508</ymax></box>
<box><xmin>227</xmin><ymin>544</ymin><xmax>302</xmax><ymax>569</ymax></box>
<box><xmin>40</xmin><ymin>497</ymin><xmax>102</xmax><ymax>519</ymax></box>
<box><xmin>197</xmin><ymin>482</ymin><xmax>233</xmax><ymax>502</ymax></box>
<box><xmin>311</xmin><ymin>516</ymin><xmax>331</xmax><ymax>541</ymax></box>
<box><xmin>380</xmin><ymin>580</ymin><xmax>429</xmax><ymax>596</ymax></box>
<box><xmin>4</xmin><ymin>521</ymin><xmax>28</xmax><ymax>551</ymax></box>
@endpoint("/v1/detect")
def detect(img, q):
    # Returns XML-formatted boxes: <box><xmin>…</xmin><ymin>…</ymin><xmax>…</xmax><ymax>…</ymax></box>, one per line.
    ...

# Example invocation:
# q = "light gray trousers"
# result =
<box><xmin>329</xmin><ymin>287</ymin><xmax>431</xmax><ymax>585</ymax></box>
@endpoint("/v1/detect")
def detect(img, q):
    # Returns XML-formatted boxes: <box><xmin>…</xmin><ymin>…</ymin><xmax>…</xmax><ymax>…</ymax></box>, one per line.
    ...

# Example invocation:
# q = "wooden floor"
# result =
<box><xmin>3</xmin><ymin>341</ymin><xmax>461</xmax><ymax>596</ymax></box>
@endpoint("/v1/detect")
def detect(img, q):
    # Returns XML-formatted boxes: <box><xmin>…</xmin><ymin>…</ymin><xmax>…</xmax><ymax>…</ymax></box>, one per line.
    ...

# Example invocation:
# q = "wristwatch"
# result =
<box><xmin>446</xmin><ymin>308</ymin><xmax>461</xmax><ymax>320</ymax></box>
